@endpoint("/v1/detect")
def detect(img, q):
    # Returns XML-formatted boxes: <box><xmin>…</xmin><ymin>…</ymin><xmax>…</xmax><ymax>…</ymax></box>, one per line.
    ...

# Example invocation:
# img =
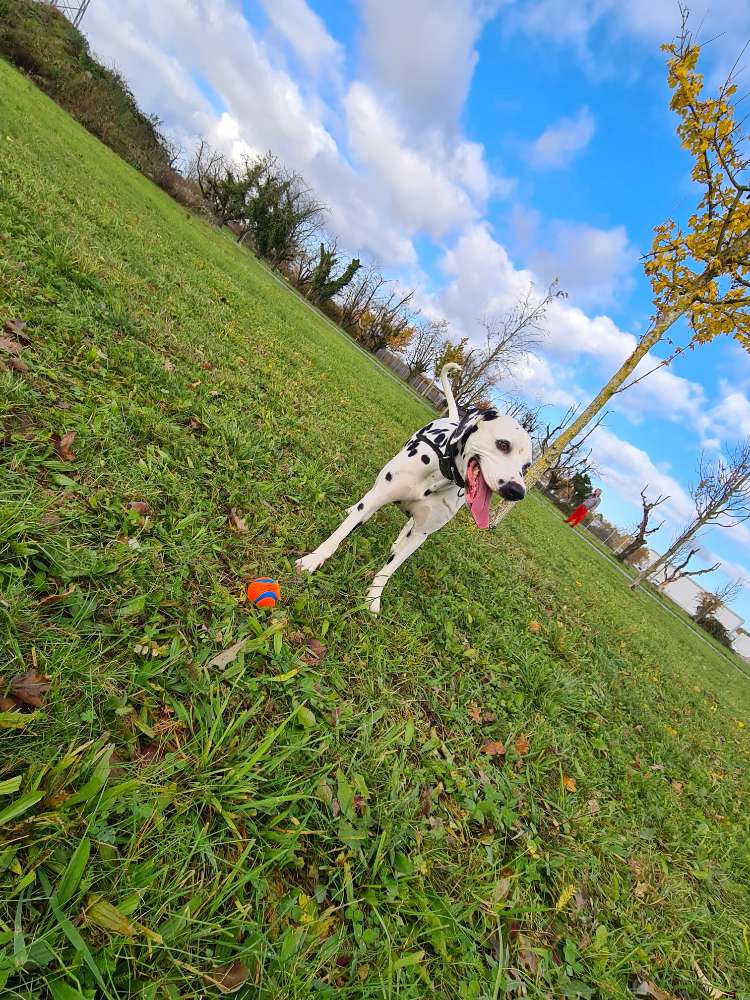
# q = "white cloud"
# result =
<box><xmin>510</xmin><ymin>0</ymin><xmax>750</xmax><ymax>81</ymax></box>
<box><xmin>526</xmin><ymin>107</ymin><xmax>595</xmax><ymax>169</ymax></box>
<box><xmin>529</xmin><ymin>220</ymin><xmax>637</xmax><ymax>308</ymax></box>
<box><xmin>344</xmin><ymin>83</ymin><xmax>484</xmax><ymax>239</ymax></box>
<box><xmin>258</xmin><ymin>0</ymin><xmax>343</xmax><ymax>75</ymax></box>
<box><xmin>590</xmin><ymin>427</ymin><xmax>695</xmax><ymax>525</ymax></box>
<box><xmin>358</xmin><ymin>0</ymin><xmax>504</xmax><ymax>132</ymax></box>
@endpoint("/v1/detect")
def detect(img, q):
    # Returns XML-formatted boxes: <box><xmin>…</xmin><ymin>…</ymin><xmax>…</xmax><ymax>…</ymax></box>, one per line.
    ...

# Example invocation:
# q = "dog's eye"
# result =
<box><xmin>496</xmin><ymin>440</ymin><xmax>511</xmax><ymax>454</ymax></box>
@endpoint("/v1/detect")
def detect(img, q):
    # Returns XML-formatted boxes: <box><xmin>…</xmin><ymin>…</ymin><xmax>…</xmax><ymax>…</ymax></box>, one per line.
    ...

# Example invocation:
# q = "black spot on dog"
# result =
<box><xmin>461</xmin><ymin>425</ymin><xmax>478</xmax><ymax>446</ymax></box>
<box><xmin>357</xmin><ymin>502</ymin><xmax>364</xmax><ymax>510</ymax></box>
<box><xmin>421</xmin><ymin>454</ymin><xmax>430</xmax><ymax>464</ymax></box>
<box><xmin>407</xmin><ymin>529</ymin><xmax>412</xmax><ymax>538</ymax></box>
<box><xmin>424</xmin><ymin>489</ymin><xmax>432</xmax><ymax>496</ymax></box>
<box><xmin>385</xmin><ymin>471</ymin><xmax>393</xmax><ymax>481</ymax></box>
<box><xmin>387</xmin><ymin>553</ymin><xmax>395</xmax><ymax>564</ymax></box>
<box><xmin>435</xmin><ymin>433</ymin><xmax>445</xmax><ymax>443</ymax></box>
<box><xmin>481</xmin><ymin>409</ymin><xmax>498</xmax><ymax>421</ymax></box>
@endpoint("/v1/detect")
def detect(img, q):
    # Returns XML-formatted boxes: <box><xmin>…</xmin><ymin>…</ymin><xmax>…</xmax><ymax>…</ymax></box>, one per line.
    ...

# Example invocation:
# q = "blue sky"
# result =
<box><xmin>79</xmin><ymin>0</ymin><xmax>750</xmax><ymax>620</ymax></box>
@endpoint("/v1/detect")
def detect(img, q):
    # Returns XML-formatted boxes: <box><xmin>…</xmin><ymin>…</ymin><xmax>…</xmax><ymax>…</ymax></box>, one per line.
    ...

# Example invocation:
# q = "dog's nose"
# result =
<box><xmin>500</xmin><ymin>481</ymin><xmax>525</xmax><ymax>502</ymax></box>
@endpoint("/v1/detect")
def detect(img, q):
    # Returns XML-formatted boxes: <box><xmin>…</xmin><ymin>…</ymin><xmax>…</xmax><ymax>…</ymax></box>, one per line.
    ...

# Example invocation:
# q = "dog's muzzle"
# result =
<box><xmin>500</xmin><ymin>481</ymin><xmax>525</xmax><ymax>502</ymax></box>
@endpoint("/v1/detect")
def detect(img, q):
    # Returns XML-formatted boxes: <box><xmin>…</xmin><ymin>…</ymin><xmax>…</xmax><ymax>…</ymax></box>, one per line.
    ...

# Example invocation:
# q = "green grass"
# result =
<box><xmin>1</xmin><ymin>60</ymin><xmax>750</xmax><ymax>999</ymax></box>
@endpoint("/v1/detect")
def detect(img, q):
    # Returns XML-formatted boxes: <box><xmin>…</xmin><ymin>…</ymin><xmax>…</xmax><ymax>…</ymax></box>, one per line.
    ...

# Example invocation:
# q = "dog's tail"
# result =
<box><xmin>439</xmin><ymin>363</ymin><xmax>461</xmax><ymax>421</ymax></box>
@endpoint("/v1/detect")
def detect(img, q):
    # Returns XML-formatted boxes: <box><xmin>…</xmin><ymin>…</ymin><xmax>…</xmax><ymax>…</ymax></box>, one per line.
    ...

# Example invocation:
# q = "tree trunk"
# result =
<box><xmin>616</xmin><ymin>536</ymin><xmax>645</xmax><ymax>563</ymax></box>
<box><xmin>629</xmin><ymin>521</ymin><xmax>702</xmax><ymax>589</ymax></box>
<box><xmin>491</xmin><ymin>306</ymin><xmax>682</xmax><ymax>527</ymax></box>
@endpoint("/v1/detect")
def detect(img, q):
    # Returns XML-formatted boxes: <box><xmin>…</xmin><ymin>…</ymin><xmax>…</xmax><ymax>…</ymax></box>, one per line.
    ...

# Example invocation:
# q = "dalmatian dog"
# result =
<box><xmin>296</xmin><ymin>364</ymin><xmax>533</xmax><ymax>613</ymax></box>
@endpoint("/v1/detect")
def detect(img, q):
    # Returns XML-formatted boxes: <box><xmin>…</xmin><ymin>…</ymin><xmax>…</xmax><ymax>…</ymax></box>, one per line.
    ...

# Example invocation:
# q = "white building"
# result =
<box><xmin>640</xmin><ymin>549</ymin><xmax>744</xmax><ymax>642</ymax></box>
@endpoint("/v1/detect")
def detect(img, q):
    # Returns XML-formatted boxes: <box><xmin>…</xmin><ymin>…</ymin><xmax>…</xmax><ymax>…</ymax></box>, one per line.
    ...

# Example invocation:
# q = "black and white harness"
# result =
<box><xmin>412</xmin><ymin>410</ymin><xmax>477</xmax><ymax>490</ymax></box>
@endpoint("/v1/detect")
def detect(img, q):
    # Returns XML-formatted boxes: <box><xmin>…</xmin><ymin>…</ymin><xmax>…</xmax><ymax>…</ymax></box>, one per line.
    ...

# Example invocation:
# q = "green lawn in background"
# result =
<box><xmin>1</xmin><ymin>59</ymin><xmax>750</xmax><ymax>999</ymax></box>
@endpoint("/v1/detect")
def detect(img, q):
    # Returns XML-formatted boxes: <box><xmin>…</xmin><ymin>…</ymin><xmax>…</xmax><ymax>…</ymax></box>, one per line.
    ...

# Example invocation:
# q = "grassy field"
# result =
<box><xmin>1</xmin><ymin>60</ymin><xmax>750</xmax><ymax>999</ymax></box>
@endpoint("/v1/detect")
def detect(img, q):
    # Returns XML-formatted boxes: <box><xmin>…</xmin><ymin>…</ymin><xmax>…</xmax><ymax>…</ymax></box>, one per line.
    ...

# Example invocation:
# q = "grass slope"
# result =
<box><xmin>1</xmin><ymin>60</ymin><xmax>749</xmax><ymax>999</ymax></box>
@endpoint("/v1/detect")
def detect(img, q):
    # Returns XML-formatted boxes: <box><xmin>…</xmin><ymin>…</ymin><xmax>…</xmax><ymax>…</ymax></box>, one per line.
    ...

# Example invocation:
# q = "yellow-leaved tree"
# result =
<box><xmin>492</xmin><ymin>11</ymin><xmax>750</xmax><ymax>526</ymax></box>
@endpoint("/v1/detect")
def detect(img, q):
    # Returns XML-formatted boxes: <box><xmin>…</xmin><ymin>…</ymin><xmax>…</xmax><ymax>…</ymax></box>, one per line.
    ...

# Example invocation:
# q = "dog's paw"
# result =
<box><xmin>366</xmin><ymin>593</ymin><xmax>381</xmax><ymax>615</ymax></box>
<box><xmin>295</xmin><ymin>554</ymin><xmax>323</xmax><ymax>575</ymax></box>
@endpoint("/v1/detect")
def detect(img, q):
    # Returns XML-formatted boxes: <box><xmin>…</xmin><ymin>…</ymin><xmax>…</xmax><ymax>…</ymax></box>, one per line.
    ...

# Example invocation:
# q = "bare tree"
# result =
<box><xmin>503</xmin><ymin>397</ymin><xmax>541</xmax><ymax>435</ymax></box>
<box><xmin>694</xmin><ymin>578</ymin><xmax>743</xmax><ymax>625</ymax></box>
<box><xmin>448</xmin><ymin>282</ymin><xmax>563</xmax><ymax>410</ymax></box>
<box><xmin>538</xmin><ymin>407</ymin><xmax>608</xmax><ymax>491</ymax></box>
<box><xmin>632</xmin><ymin>442</ymin><xmax>750</xmax><ymax>588</ymax></box>
<box><xmin>402</xmin><ymin>319</ymin><xmax>449</xmax><ymax>379</ymax></box>
<box><xmin>616</xmin><ymin>486</ymin><xmax>670</xmax><ymax>563</ymax></box>
<box><xmin>338</xmin><ymin>262</ymin><xmax>388</xmax><ymax>331</ymax></box>
<box><xmin>651</xmin><ymin>543</ymin><xmax>719</xmax><ymax>591</ymax></box>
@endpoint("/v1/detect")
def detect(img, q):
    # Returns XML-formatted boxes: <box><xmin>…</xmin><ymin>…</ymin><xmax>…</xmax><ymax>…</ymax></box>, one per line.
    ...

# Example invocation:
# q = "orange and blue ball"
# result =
<box><xmin>247</xmin><ymin>578</ymin><xmax>280</xmax><ymax>608</ymax></box>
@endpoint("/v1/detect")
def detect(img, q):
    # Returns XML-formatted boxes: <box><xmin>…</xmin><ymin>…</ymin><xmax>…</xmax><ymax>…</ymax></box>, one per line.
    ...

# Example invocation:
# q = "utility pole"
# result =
<box><xmin>48</xmin><ymin>1</ymin><xmax>92</xmax><ymax>29</ymax></box>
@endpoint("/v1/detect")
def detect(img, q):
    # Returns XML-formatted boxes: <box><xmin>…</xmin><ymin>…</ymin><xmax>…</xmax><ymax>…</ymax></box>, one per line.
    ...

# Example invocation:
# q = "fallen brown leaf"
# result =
<box><xmin>227</xmin><ymin>508</ymin><xmax>248</xmax><ymax>533</ymax></box>
<box><xmin>515</xmin><ymin>734</ymin><xmax>530</xmax><ymax>755</ymax></box>
<box><xmin>692</xmin><ymin>960</ymin><xmax>730</xmax><ymax>998</ymax></box>
<box><xmin>572</xmin><ymin>889</ymin><xmax>588</xmax><ymax>913</ymax></box>
<box><xmin>206</xmin><ymin>960</ymin><xmax>249</xmax><ymax>994</ymax></box>
<box><xmin>633</xmin><ymin>979</ymin><xmax>677</xmax><ymax>1000</ymax></box>
<box><xmin>353</xmin><ymin>793</ymin><xmax>366</xmax><ymax>815</ymax></box>
<box><xmin>37</xmin><ymin>583</ymin><xmax>76</xmax><ymax>607</ymax></box>
<box><xmin>208</xmin><ymin>636</ymin><xmax>251</xmax><ymax>670</ymax></box>
<box><xmin>201</xmin><ymin>360</ymin><xmax>214</xmax><ymax>371</ymax></box>
<box><xmin>11</xmin><ymin>669</ymin><xmax>51</xmax><ymax>708</ymax></box>
<box><xmin>3</xmin><ymin>319</ymin><xmax>28</xmax><ymax>341</ymax></box>
<box><xmin>128</xmin><ymin>501</ymin><xmax>151</xmax><ymax>516</ymax></box>
<box><xmin>163</xmin><ymin>359</ymin><xmax>175</xmax><ymax>374</ymax></box>
<box><xmin>187</xmin><ymin>416</ymin><xmax>202</xmax><ymax>430</ymax></box>
<box><xmin>331</xmin><ymin>798</ymin><xmax>341</xmax><ymax>818</ymax></box>
<box><xmin>633</xmin><ymin>882</ymin><xmax>649</xmax><ymax>900</ymax></box>
<box><xmin>0</xmin><ymin>335</ymin><xmax>23</xmax><ymax>356</ymax></box>
<box><xmin>468</xmin><ymin>702</ymin><xmax>482</xmax><ymax>723</ymax></box>
<box><xmin>516</xmin><ymin>933</ymin><xmax>540</xmax><ymax>974</ymax></box>
<box><xmin>8</xmin><ymin>357</ymin><xmax>29</xmax><ymax>373</ymax></box>
<box><xmin>52</xmin><ymin>431</ymin><xmax>76</xmax><ymax>461</ymax></box>
<box><xmin>671</xmin><ymin>780</ymin><xmax>684</xmax><ymax>794</ymax></box>
<box><xmin>562</xmin><ymin>775</ymin><xmax>577</xmax><ymax>792</ymax></box>
<box><xmin>587</xmin><ymin>797</ymin><xmax>600</xmax><ymax>815</ymax></box>
<box><xmin>483</xmin><ymin>709</ymin><xmax>496</xmax><ymax>722</ymax></box>
<box><xmin>303</xmin><ymin>638</ymin><xmax>327</xmax><ymax>664</ymax></box>
<box><xmin>528</xmin><ymin>620</ymin><xmax>542</xmax><ymax>633</ymax></box>
<box><xmin>0</xmin><ymin>696</ymin><xmax>20</xmax><ymax>712</ymax></box>
<box><xmin>419</xmin><ymin>786</ymin><xmax>433</xmax><ymax>816</ymax></box>
<box><xmin>482</xmin><ymin>739</ymin><xmax>506</xmax><ymax>757</ymax></box>
<box><xmin>335</xmin><ymin>953</ymin><xmax>352</xmax><ymax>968</ymax></box>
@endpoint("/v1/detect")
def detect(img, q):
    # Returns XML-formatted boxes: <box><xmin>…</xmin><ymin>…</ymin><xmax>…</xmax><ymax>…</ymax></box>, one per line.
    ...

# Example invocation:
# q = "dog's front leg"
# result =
<box><xmin>296</xmin><ymin>484</ymin><xmax>391</xmax><ymax>575</ymax></box>
<box><xmin>366</xmin><ymin>527</ymin><xmax>430</xmax><ymax>615</ymax></box>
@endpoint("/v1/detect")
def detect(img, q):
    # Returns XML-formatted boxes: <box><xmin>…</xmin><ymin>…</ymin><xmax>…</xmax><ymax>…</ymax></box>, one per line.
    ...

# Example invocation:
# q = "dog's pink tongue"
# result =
<box><xmin>467</xmin><ymin>466</ymin><xmax>492</xmax><ymax>529</ymax></box>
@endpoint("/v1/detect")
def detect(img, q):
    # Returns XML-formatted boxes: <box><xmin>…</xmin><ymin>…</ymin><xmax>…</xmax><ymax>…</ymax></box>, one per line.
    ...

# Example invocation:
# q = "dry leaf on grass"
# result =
<box><xmin>515</xmin><ymin>734</ymin><xmax>530</xmax><ymax>755</ymax></box>
<box><xmin>692</xmin><ymin>961</ymin><xmax>730</xmax><ymax>998</ymax></box>
<box><xmin>587</xmin><ymin>798</ymin><xmax>600</xmax><ymax>815</ymax></box>
<box><xmin>208</xmin><ymin>637</ymin><xmax>251</xmax><ymax>670</ymax></box>
<box><xmin>562</xmin><ymin>775</ymin><xmax>577</xmax><ymax>792</ymax></box>
<box><xmin>0</xmin><ymin>696</ymin><xmax>20</xmax><ymax>712</ymax></box>
<box><xmin>0</xmin><ymin>336</ymin><xmax>22</xmax><ymax>356</ymax></box>
<box><xmin>302</xmin><ymin>638</ymin><xmax>327</xmax><ymax>664</ymax></box>
<box><xmin>203</xmin><ymin>960</ymin><xmax>249</xmax><ymax>994</ymax></box>
<box><xmin>163</xmin><ymin>359</ymin><xmax>175</xmax><ymax>373</ymax></box>
<box><xmin>11</xmin><ymin>669</ymin><xmax>51</xmax><ymax>708</ymax></box>
<box><xmin>468</xmin><ymin>702</ymin><xmax>482</xmax><ymax>723</ymax></box>
<box><xmin>227</xmin><ymin>508</ymin><xmax>248</xmax><ymax>533</ymax></box>
<box><xmin>8</xmin><ymin>357</ymin><xmax>29</xmax><ymax>373</ymax></box>
<box><xmin>482</xmin><ymin>739</ymin><xmax>506</xmax><ymax>757</ymax></box>
<box><xmin>528</xmin><ymin>620</ymin><xmax>542</xmax><ymax>633</ymax></box>
<box><xmin>52</xmin><ymin>431</ymin><xmax>76</xmax><ymax>461</ymax></box>
<box><xmin>128</xmin><ymin>501</ymin><xmax>151</xmax><ymax>516</ymax></box>
<box><xmin>3</xmin><ymin>318</ymin><xmax>29</xmax><ymax>341</ymax></box>
<box><xmin>201</xmin><ymin>360</ymin><xmax>214</xmax><ymax>371</ymax></box>
<box><xmin>419</xmin><ymin>786</ymin><xmax>433</xmax><ymax>816</ymax></box>
<box><xmin>633</xmin><ymin>979</ymin><xmax>678</xmax><ymax>1000</ymax></box>
<box><xmin>37</xmin><ymin>583</ymin><xmax>76</xmax><ymax>607</ymax></box>
<box><xmin>516</xmin><ymin>933</ymin><xmax>540</xmax><ymax>974</ymax></box>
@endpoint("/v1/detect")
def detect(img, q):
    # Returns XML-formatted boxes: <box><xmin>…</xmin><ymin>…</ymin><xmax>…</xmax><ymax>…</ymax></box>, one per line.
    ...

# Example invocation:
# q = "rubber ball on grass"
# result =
<box><xmin>247</xmin><ymin>578</ymin><xmax>280</xmax><ymax>608</ymax></box>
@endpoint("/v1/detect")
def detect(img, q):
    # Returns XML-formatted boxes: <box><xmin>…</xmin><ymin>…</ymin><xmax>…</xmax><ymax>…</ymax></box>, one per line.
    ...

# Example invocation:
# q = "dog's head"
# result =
<box><xmin>457</xmin><ymin>409</ymin><xmax>533</xmax><ymax>528</ymax></box>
